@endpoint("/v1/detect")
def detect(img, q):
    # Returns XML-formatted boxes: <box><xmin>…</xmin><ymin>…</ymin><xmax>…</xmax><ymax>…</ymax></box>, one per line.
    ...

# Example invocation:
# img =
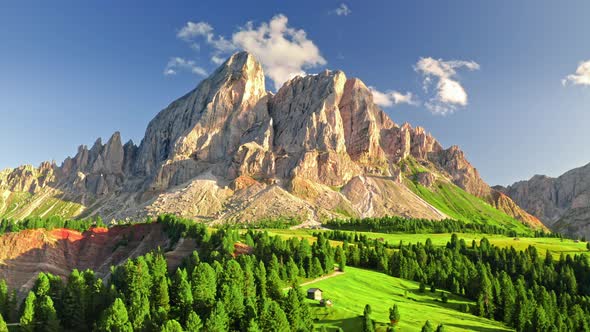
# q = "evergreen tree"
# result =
<box><xmin>261</xmin><ymin>301</ymin><xmax>290</xmax><ymax>332</ymax></box>
<box><xmin>205</xmin><ymin>302</ymin><xmax>229</xmax><ymax>332</ymax></box>
<box><xmin>191</xmin><ymin>263</ymin><xmax>216</xmax><ymax>315</ymax></box>
<box><xmin>61</xmin><ymin>269</ymin><xmax>87</xmax><ymax>331</ymax></box>
<box><xmin>440</xmin><ymin>292</ymin><xmax>448</xmax><ymax>303</ymax></box>
<box><xmin>161</xmin><ymin>319</ymin><xmax>184</xmax><ymax>332</ymax></box>
<box><xmin>185</xmin><ymin>311</ymin><xmax>202</xmax><ymax>331</ymax></box>
<box><xmin>98</xmin><ymin>298</ymin><xmax>133</xmax><ymax>332</ymax></box>
<box><xmin>435</xmin><ymin>323</ymin><xmax>445</xmax><ymax>332</ymax></box>
<box><xmin>170</xmin><ymin>268</ymin><xmax>193</xmax><ymax>324</ymax></box>
<box><xmin>34</xmin><ymin>295</ymin><xmax>60</xmax><ymax>332</ymax></box>
<box><xmin>362</xmin><ymin>304</ymin><xmax>375</xmax><ymax>332</ymax></box>
<box><xmin>335</xmin><ymin>246</ymin><xmax>346</xmax><ymax>272</ymax></box>
<box><xmin>389</xmin><ymin>304</ymin><xmax>400</xmax><ymax>326</ymax></box>
<box><xmin>421</xmin><ymin>320</ymin><xmax>435</xmax><ymax>332</ymax></box>
<box><xmin>246</xmin><ymin>319</ymin><xmax>261</xmax><ymax>332</ymax></box>
<box><xmin>150</xmin><ymin>253</ymin><xmax>170</xmax><ymax>322</ymax></box>
<box><xmin>19</xmin><ymin>292</ymin><xmax>36</xmax><ymax>332</ymax></box>
<box><xmin>0</xmin><ymin>314</ymin><xmax>7</xmax><ymax>332</ymax></box>
<box><xmin>0</xmin><ymin>281</ymin><xmax>8</xmax><ymax>319</ymax></box>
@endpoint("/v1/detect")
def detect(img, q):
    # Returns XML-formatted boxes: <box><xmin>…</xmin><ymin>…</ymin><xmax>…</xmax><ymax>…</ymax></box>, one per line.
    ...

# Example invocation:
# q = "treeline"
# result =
<box><xmin>334</xmin><ymin>232</ymin><xmax>590</xmax><ymax>331</ymax></box>
<box><xmin>0</xmin><ymin>214</ymin><xmax>341</xmax><ymax>331</ymax></box>
<box><xmin>324</xmin><ymin>216</ymin><xmax>557</xmax><ymax>238</ymax></box>
<box><xmin>0</xmin><ymin>216</ymin><xmax>106</xmax><ymax>234</ymax></box>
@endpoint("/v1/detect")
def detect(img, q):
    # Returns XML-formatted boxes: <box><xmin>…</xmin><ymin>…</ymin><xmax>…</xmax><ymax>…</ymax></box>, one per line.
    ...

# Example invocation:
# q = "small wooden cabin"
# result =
<box><xmin>307</xmin><ymin>288</ymin><xmax>323</xmax><ymax>301</ymax></box>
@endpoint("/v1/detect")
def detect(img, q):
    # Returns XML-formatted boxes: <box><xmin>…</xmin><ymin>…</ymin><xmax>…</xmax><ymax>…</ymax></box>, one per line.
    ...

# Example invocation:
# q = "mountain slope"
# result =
<box><xmin>497</xmin><ymin>162</ymin><xmax>590</xmax><ymax>238</ymax></box>
<box><xmin>0</xmin><ymin>52</ymin><xmax>542</xmax><ymax>231</ymax></box>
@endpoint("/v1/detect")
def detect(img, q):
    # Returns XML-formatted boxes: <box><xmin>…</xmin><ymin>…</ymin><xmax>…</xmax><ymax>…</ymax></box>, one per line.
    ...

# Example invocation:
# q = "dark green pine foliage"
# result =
<box><xmin>205</xmin><ymin>302</ymin><xmax>229</xmax><ymax>332</ymax></box>
<box><xmin>185</xmin><ymin>311</ymin><xmax>202</xmax><ymax>331</ymax></box>
<box><xmin>389</xmin><ymin>304</ymin><xmax>400</xmax><ymax>326</ymax></box>
<box><xmin>170</xmin><ymin>268</ymin><xmax>193</xmax><ymax>324</ymax></box>
<box><xmin>421</xmin><ymin>320</ymin><xmax>435</xmax><ymax>332</ymax></box>
<box><xmin>0</xmin><ymin>313</ymin><xmax>7</xmax><ymax>332</ymax></box>
<box><xmin>61</xmin><ymin>269</ymin><xmax>88</xmax><ymax>331</ymax></box>
<box><xmin>191</xmin><ymin>262</ymin><xmax>217</xmax><ymax>316</ymax></box>
<box><xmin>149</xmin><ymin>252</ymin><xmax>170</xmax><ymax>324</ymax></box>
<box><xmin>98</xmin><ymin>298</ymin><xmax>133</xmax><ymax>332</ymax></box>
<box><xmin>34</xmin><ymin>294</ymin><xmax>60</xmax><ymax>332</ymax></box>
<box><xmin>362</xmin><ymin>304</ymin><xmax>375</xmax><ymax>332</ymax></box>
<box><xmin>435</xmin><ymin>323</ymin><xmax>445</xmax><ymax>332</ymax></box>
<box><xmin>261</xmin><ymin>300</ymin><xmax>290</xmax><ymax>332</ymax></box>
<box><xmin>161</xmin><ymin>319</ymin><xmax>184</xmax><ymax>332</ymax></box>
<box><xmin>19</xmin><ymin>292</ymin><xmax>36</xmax><ymax>332</ymax></box>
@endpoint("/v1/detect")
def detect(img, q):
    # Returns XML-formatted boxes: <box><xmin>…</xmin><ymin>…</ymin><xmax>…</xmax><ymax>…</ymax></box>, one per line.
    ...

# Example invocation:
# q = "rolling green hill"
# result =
<box><xmin>306</xmin><ymin>266</ymin><xmax>512</xmax><ymax>331</ymax></box>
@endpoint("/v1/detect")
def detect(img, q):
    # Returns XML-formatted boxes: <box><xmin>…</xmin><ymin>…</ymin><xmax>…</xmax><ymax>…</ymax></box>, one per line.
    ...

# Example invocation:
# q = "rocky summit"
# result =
<box><xmin>0</xmin><ymin>52</ymin><xmax>544</xmax><ymax>229</ymax></box>
<box><xmin>497</xmin><ymin>162</ymin><xmax>590</xmax><ymax>238</ymax></box>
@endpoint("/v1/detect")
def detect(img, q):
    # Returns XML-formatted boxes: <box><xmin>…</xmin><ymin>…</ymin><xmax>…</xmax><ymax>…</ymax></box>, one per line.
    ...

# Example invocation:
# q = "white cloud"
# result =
<box><xmin>163</xmin><ymin>57</ymin><xmax>207</xmax><ymax>76</ymax></box>
<box><xmin>332</xmin><ymin>4</ymin><xmax>352</xmax><ymax>16</ymax></box>
<box><xmin>174</xmin><ymin>14</ymin><xmax>326</xmax><ymax>90</ymax></box>
<box><xmin>415</xmin><ymin>57</ymin><xmax>479</xmax><ymax>115</ymax></box>
<box><xmin>369</xmin><ymin>86</ymin><xmax>419</xmax><ymax>108</ymax></box>
<box><xmin>562</xmin><ymin>60</ymin><xmax>590</xmax><ymax>86</ymax></box>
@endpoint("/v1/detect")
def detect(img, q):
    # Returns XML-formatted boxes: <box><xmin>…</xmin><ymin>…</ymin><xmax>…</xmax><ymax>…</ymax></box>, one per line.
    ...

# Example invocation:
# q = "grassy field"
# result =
<box><xmin>305</xmin><ymin>266</ymin><xmax>513</xmax><ymax>331</ymax></box>
<box><xmin>265</xmin><ymin>229</ymin><xmax>588</xmax><ymax>257</ymax></box>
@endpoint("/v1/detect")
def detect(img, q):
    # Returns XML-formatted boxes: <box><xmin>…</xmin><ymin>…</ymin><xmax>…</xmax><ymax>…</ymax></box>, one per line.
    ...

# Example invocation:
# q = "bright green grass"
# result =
<box><xmin>266</xmin><ymin>229</ymin><xmax>588</xmax><ymax>257</ymax></box>
<box><xmin>406</xmin><ymin>180</ymin><xmax>532</xmax><ymax>235</ymax></box>
<box><xmin>0</xmin><ymin>191</ymin><xmax>83</xmax><ymax>220</ymax></box>
<box><xmin>305</xmin><ymin>266</ymin><xmax>513</xmax><ymax>331</ymax></box>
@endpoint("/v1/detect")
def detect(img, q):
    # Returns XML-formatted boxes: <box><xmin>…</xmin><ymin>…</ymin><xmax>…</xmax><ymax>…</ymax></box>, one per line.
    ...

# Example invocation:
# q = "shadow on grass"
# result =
<box><xmin>445</xmin><ymin>323</ymin><xmax>510</xmax><ymax>332</ymax></box>
<box><xmin>315</xmin><ymin>316</ymin><xmax>362</xmax><ymax>331</ymax></box>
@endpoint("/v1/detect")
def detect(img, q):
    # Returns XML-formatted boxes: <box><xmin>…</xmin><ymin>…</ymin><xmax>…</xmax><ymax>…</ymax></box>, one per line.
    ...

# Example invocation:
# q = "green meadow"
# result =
<box><xmin>304</xmin><ymin>266</ymin><xmax>513</xmax><ymax>331</ymax></box>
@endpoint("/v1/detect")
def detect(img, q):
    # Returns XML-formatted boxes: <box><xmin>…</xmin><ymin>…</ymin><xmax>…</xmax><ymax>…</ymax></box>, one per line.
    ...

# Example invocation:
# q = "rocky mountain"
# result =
<box><xmin>497</xmin><ymin>162</ymin><xmax>590</xmax><ymax>238</ymax></box>
<box><xmin>0</xmin><ymin>52</ymin><xmax>543</xmax><ymax>230</ymax></box>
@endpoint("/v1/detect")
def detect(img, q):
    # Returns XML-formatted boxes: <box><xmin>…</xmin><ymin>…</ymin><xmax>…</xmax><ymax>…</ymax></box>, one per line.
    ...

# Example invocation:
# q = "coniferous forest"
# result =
<box><xmin>0</xmin><ymin>215</ymin><xmax>588</xmax><ymax>331</ymax></box>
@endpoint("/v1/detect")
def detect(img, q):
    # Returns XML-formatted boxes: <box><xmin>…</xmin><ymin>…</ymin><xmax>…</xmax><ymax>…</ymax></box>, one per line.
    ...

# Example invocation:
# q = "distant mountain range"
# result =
<box><xmin>0</xmin><ymin>52</ymin><xmax>544</xmax><ymax>233</ymax></box>
<box><xmin>497</xmin><ymin>162</ymin><xmax>590</xmax><ymax>239</ymax></box>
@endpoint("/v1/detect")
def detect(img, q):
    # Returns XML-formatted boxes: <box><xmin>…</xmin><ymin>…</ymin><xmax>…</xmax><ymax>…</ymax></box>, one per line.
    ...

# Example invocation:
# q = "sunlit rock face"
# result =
<box><xmin>0</xmin><ymin>51</ymin><xmax>542</xmax><ymax>229</ymax></box>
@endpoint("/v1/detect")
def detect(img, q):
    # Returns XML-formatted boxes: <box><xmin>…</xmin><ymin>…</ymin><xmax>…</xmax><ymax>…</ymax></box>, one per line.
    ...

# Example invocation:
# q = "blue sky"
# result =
<box><xmin>1</xmin><ymin>1</ymin><xmax>590</xmax><ymax>185</ymax></box>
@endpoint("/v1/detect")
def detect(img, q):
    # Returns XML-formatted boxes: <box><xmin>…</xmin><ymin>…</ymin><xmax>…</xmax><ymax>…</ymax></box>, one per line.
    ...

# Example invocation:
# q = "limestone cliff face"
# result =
<box><xmin>0</xmin><ymin>51</ymin><xmax>541</xmax><ymax>229</ymax></box>
<box><xmin>499</xmin><ymin>163</ymin><xmax>590</xmax><ymax>237</ymax></box>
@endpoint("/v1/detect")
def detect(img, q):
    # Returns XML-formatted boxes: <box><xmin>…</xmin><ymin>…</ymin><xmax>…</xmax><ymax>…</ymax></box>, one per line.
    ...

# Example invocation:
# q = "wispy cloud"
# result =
<box><xmin>176</xmin><ymin>14</ymin><xmax>326</xmax><ymax>90</ymax></box>
<box><xmin>414</xmin><ymin>57</ymin><xmax>479</xmax><ymax>115</ymax></box>
<box><xmin>369</xmin><ymin>86</ymin><xmax>419</xmax><ymax>108</ymax></box>
<box><xmin>163</xmin><ymin>57</ymin><xmax>207</xmax><ymax>76</ymax></box>
<box><xmin>332</xmin><ymin>3</ymin><xmax>352</xmax><ymax>16</ymax></box>
<box><xmin>562</xmin><ymin>60</ymin><xmax>590</xmax><ymax>86</ymax></box>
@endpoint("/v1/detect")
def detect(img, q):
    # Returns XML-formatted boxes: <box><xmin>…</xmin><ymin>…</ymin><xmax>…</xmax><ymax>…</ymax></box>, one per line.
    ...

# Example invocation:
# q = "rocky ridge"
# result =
<box><xmin>497</xmin><ymin>162</ymin><xmax>590</xmax><ymax>237</ymax></box>
<box><xmin>0</xmin><ymin>52</ymin><xmax>543</xmax><ymax>229</ymax></box>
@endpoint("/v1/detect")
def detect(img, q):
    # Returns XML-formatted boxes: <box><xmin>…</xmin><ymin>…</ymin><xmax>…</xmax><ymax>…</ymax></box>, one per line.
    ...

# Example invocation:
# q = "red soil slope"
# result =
<box><xmin>0</xmin><ymin>223</ymin><xmax>195</xmax><ymax>294</ymax></box>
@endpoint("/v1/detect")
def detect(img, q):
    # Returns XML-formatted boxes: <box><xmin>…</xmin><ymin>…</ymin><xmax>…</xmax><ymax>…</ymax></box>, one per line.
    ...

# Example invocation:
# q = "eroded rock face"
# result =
<box><xmin>0</xmin><ymin>51</ymin><xmax>541</xmax><ymax>228</ymax></box>
<box><xmin>500</xmin><ymin>163</ymin><xmax>590</xmax><ymax>237</ymax></box>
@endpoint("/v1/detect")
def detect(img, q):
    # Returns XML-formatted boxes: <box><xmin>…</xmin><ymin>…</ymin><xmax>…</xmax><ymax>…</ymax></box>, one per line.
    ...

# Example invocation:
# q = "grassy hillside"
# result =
<box><xmin>0</xmin><ymin>191</ymin><xmax>83</xmax><ymax>219</ymax></box>
<box><xmin>306</xmin><ymin>266</ymin><xmax>512</xmax><ymax>331</ymax></box>
<box><xmin>266</xmin><ymin>229</ymin><xmax>588</xmax><ymax>257</ymax></box>
<box><xmin>406</xmin><ymin>180</ymin><xmax>531</xmax><ymax>234</ymax></box>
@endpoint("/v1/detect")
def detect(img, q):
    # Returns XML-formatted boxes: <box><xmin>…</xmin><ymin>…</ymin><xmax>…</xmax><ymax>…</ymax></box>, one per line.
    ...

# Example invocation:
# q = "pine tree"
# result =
<box><xmin>0</xmin><ymin>281</ymin><xmax>8</xmax><ymax>319</ymax></box>
<box><xmin>261</xmin><ymin>301</ymin><xmax>290</xmax><ymax>332</ymax></box>
<box><xmin>185</xmin><ymin>311</ymin><xmax>202</xmax><ymax>331</ymax></box>
<box><xmin>205</xmin><ymin>302</ymin><xmax>229</xmax><ymax>332</ymax></box>
<box><xmin>98</xmin><ymin>298</ymin><xmax>133</xmax><ymax>332</ymax></box>
<box><xmin>0</xmin><ymin>314</ymin><xmax>7</xmax><ymax>332</ymax></box>
<box><xmin>421</xmin><ymin>320</ymin><xmax>435</xmax><ymax>332</ymax></box>
<box><xmin>435</xmin><ymin>323</ymin><xmax>445</xmax><ymax>332</ymax></box>
<box><xmin>362</xmin><ymin>304</ymin><xmax>375</xmax><ymax>332</ymax></box>
<box><xmin>246</xmin><ymin>319</ymin><xmax>261</xmax><ymax>332</ymax></box>
<box><xmin>61</xmin><ymin>269</ymin><xmax>88</xmax><ymax>331</ymax></box>
<box><xmin>34</xmin><ymin>294</ymin><xmax>60</xmax><ymax>332</ymax></box>
<box><xmin>440</xmin><ymin>292</ymin><xmax>448</xmax><ymax>303</ymax></box>
<box><xmin>161</xmin><ymin>319</ymin><xmax>184</xmax><ymax>332</ymax></box>
<box><xmin>19</xmin><ymin>292</ymin><xmax>36</xmax><ymax>332</ymax></box>
<box><xmin>389</xmin><ymin>304</ymin><xmax>400</xmax><ymax>326</ymax></box>
<box><xmin>170</xmin><ymin>268</ymin><xmax>193</xmax><ymax>324</ymax></box>
<box><xmin>150</xmin><ymin>253</ymin><xmax>170</xmax><ymax>322</ymax></box>
<box><xmin>335</xmin><ymin>246</ymin><xmax>346</xmax><ymax>272</ymax></box>
<box><xmin>191</xmin><ymin>263</ymin><xmax>216</xmax><ymax>315</ymax></box>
